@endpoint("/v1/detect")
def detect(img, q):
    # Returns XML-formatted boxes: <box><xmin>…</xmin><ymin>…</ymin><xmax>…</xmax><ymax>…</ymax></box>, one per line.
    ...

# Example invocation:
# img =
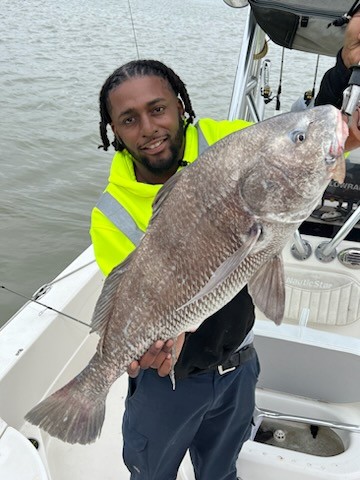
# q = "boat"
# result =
<box><xmin>1</xmin><ymin>1</ymin><xmax>359</xmax><ymax>479</ymax></box>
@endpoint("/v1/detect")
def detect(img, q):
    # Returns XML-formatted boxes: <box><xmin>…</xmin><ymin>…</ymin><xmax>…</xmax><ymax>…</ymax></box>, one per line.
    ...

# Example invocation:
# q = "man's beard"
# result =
<box><xmin>128</xmin><ymin>115</ymin><xmax>185</xmax><ymax>176</ymax></box>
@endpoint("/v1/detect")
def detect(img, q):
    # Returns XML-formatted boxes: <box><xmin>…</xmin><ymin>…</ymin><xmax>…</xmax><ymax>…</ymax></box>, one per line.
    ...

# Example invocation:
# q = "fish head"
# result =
<box><xmin>240</xmin><ymin>105</ymin><xmax>348</xmax><ymax>224</ymax></box>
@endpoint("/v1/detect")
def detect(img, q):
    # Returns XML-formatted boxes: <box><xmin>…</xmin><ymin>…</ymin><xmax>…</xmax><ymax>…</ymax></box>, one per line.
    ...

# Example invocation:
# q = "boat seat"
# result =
<box><xmin>0</xmin><ymin>417</ymin><xmax>49</xmax><ymax>480</ymax></box>
<box><xmin>283</xmin><ymin>265</ymin><xmax>360</xmax><ymax>328</ymax></box>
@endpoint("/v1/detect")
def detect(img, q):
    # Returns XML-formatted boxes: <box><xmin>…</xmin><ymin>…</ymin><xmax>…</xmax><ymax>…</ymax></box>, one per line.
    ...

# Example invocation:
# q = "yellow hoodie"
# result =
<box><xmin>90</xmin><ymin>118</ymin><xmax>251</xmax><ymax>276</ymax></box>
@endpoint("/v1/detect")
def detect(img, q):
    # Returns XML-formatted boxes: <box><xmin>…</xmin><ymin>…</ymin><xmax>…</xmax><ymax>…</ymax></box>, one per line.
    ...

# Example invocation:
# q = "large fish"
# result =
<box><xmin>25</xmin><ymin>105</ymin><xmax>347</xmax><ymax>444</ymax></box>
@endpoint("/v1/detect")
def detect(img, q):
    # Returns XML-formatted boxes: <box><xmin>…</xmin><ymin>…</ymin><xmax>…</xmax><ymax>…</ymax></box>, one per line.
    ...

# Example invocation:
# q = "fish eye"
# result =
<box><xmin>289</xmin><ymin>130</ymin><xmax>306</xmax><ymax>144</ymax></box>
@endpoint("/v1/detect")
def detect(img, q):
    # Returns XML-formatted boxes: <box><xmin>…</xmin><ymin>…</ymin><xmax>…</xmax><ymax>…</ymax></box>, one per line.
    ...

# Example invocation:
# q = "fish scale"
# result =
<box><xmin>25</xmin><ymin>105</ymin><xmax>347</xmax><ymax>444</ymax></box>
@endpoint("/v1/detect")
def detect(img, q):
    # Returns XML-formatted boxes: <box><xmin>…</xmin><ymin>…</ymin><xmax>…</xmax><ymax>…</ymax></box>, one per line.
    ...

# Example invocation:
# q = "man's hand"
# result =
<box><xmin>342</xmin><ymin>14</ymin><xmax>360</xmax><ymax>68</ymax></box>
<box><xmin>127</xmin><ymin>333</ymin><xmax>186</xmax><ymax>378</ymax></box>
<box><xmin>344</xmin><ymin>106</ymin><xmax>360</xmax><ymax>150</ymax></box>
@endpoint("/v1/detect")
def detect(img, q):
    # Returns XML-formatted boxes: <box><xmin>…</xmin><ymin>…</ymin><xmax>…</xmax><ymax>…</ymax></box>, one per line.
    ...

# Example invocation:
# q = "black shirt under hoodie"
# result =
<box><xmin>175</xmin><ymin>286</ymin><xmax>255</xmax><ymax>379</ymax></box>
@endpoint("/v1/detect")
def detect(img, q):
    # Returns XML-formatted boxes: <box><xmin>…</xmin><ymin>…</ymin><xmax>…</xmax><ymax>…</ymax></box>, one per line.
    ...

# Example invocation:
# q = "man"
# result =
<box><xmin>316</xmin><ymin>12</ymin><xmax>360</xmax><ymax>149</ymax></box>
<box><xmin>90</xmin><ymin>17</ymin><xmax>360</xmax><ymax>480</ymax></box>
<box><xmin>92</xmin><ymin>61</ymin><xmax>257</xmax><ymax>480</ymax></box>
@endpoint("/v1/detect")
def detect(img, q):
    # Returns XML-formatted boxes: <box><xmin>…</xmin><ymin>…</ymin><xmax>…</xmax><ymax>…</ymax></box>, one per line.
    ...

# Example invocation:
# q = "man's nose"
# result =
<box><xmin>140</xmin><ymin>114</ymin><xmax>157</xmax><ymax>136</ymax></box>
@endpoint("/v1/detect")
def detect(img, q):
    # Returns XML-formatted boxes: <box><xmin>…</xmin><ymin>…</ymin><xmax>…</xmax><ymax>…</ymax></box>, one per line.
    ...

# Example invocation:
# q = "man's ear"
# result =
<box><xmin>111</xmin><ymin>125</ymin><xmax>121</xmax><ymax>142</ymax></box>
<box><xmin>177</xmin><ymin>99</ymin><xmax>185</xmax><ymax>117</ymax></box>
<box><xmin>111</xmin><ymin>124</ymin><xmax>124</xmax><ymax>148</ymax></box>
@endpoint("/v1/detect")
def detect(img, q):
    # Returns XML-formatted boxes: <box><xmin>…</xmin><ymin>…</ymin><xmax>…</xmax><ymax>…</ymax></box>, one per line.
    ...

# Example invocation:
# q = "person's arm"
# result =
<box><xmin>315</xmin><ymin>50</ymin><xmax>351</xmax><ymax>109</ymax></box>
<box><xmin>316</xmin><ymin>14</ymin><xmax>360</xmax><ymax>107</ymax></box>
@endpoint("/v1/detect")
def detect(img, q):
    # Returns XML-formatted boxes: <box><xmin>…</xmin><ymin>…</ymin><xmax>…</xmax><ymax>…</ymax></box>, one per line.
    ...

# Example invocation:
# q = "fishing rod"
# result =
<box><xmin>1</xmin><ymin>285</ymin><xmax>90</xmax><ymax>328</ymax></box>
<box><xmin>329</xmin><ymin>0</ymin><xmax>360</xmax><ymax>27</ymax></box>
<box><xmin>275</xmin><ymin>48</ymin><xmax>285</xmax><ymax>111</ymax></box>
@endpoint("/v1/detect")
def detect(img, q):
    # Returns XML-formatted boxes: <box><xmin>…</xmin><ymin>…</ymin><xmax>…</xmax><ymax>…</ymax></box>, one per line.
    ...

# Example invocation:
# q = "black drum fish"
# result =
<box><xmin>25</xmin><ymin>105</ymin><xmax>348</xmax><ymax>444</ymax></box>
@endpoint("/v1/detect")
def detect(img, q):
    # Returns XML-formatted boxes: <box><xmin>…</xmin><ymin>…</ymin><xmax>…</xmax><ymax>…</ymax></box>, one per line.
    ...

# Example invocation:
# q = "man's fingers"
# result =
<box><xmin>127</xmin><ymin>337</ymin><xmax>182</xmax><ymax>378</ymax></box>
<box><xmin>154</xmin><ymin>336</ymin><xmax>184</xmax><ymax>375</ymax></box>
<box><xmin>127</xmin><ymin>340</ymin><xmax>166</xmax><ymax>376</ymax></box>
<box><xmin>136</xmin><ymin>340</ymin><xmax>164</xmax><ymax>369</ymax></box>
<box><xmin>156</xmin><ymin>357</ymin><xmax>173</xmax><ymax>377</ymax></box>
<box><xmin>162</xmin><ymin>338</ymin><xmax>175</xmax><ymax>353</ymax></box>
<box><xmin>127</xmin><ymin>360</ymin><xmax>141</xmax><ymax>378</ymax></box>
<box><xmin>150</xmin><ymin>350</ymin><xmax>172</xmax><ymax>370</ymax></box>
<box><xmin>138</xmin><ymin>339</ymin><xmax>174</xmax><ymax>369</ymax></box>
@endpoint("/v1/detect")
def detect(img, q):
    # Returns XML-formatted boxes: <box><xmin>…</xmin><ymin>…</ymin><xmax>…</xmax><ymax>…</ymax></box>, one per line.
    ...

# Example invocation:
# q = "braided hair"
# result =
<box><xmin>99</xmin><ymin>59</ymin><xmax>196</xmax><ymax>151</ymax></box>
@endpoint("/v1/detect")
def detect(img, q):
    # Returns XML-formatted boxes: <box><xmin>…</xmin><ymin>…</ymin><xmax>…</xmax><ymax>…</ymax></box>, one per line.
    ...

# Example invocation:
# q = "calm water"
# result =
<box><xmin>0</xmin><ymin>0</ymin><xmax>334</xmax><ymax>325</ymax></box>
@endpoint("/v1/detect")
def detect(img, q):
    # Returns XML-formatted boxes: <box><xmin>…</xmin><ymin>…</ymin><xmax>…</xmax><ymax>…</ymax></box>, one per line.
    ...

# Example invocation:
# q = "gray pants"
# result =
<box><xmin>122</xmin><ymin>348</ymin><xmax>260</xmax><ymax>480</ymax></box>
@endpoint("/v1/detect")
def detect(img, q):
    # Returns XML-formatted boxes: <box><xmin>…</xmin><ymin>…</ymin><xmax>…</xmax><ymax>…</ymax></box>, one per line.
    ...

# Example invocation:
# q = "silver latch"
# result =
<box><xmin>338</xmin><ymin>248</ymin><xmax>360</xmax><ymax>269</ymax></box>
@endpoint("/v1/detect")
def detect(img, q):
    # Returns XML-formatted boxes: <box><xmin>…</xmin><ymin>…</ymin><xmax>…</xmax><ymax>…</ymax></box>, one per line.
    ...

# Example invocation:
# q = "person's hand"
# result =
<box><xmin>127</xmin><ymin>333</ymin><xmax>186</xmax><ymax>378</ymax></box>
<box><xmin>344</xmin><ymin>106</ymin><xmax>360</xmax><ymax>150</ymax></box>
<box><xmin>342</xmin><ymin>14</ymin><xmax>360</xmax><ymax>68</ymax></box>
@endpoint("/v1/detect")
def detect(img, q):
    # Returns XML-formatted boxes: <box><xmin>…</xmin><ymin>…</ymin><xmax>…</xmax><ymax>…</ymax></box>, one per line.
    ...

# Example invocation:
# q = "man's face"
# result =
<box><xmin>109</xmin><ymin>75</ymin><xmax>185</xmax><ymax>181</ymax></box>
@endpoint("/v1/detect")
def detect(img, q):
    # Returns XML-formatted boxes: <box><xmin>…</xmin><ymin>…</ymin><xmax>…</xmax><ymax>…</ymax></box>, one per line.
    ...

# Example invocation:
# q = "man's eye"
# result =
<box><xmin>153</xmin><ymin>106</ymin><xmax>165</xmax><ymax>114</ymax></box>
<box><xmin>123</xmin><ymin>117</ymin><xmax>135</xmax><ymax>125</ymax></box>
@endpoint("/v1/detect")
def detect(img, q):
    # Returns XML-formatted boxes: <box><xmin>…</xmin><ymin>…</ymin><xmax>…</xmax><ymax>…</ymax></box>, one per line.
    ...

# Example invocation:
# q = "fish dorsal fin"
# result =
<box><xmin>248</xmin><ymin>254</ymin><xmax>285</xmax><ymax>325</ymax></box>
<box><xmin>151</xmin><ymin>169</ymin><xmax>185</xmax><ymax>222</ymax></box>
<box><xmin>91</xmin><ymin>251</ymin><xmax>135</xmax><ymax>355</ymax></box>
<box><xmin>178</xmin><ymin>224</ymin><xmax>261</xmax><ymax>311</ymax></box>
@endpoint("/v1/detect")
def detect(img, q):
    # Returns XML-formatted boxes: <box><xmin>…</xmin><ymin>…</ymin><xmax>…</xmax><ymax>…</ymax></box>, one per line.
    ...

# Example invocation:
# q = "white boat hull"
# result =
<box><xmin>1</xmin><ymin>242</ymin><xmax>359</xmax><ymax>480</ymax></box>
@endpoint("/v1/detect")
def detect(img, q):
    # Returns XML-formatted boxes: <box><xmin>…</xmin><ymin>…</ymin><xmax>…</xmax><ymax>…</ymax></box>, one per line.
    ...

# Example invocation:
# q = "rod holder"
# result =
<box><xmin>315</xmin><ymin>205</ymin><xmax>360</xmax><ymax>262</ymax></box>
<box><xmin>291</xmin><ymin>230</ymin><xmax>312</xmax><ymax>260</ymax></box>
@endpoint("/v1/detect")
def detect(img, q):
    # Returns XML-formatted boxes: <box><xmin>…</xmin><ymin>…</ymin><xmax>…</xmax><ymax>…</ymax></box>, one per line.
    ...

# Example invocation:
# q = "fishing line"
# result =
<box><xmin>1</xmin><ymin>285</ymin><xmax>90</xmax><ymax>328</ymax></box>
<box><xmin>128</xmin><ymin>0</ymin><xmax>140</xmax><ymax>59</ymax></box>
<box><xmin>33</xmin><ymin>259</ymin><xmax>96</xmax><ymax>294</ymax></box>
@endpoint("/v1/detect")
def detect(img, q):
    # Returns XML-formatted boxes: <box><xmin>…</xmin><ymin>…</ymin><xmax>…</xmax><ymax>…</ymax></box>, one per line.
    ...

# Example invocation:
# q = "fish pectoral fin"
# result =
<box><xmin>91</xmin><ymin>251</ymin><xmax>135</xmax><ymax>355</ymax></box>
<box><xmin>248</xmin><ymin>255</ymin><xmax>285</xmax><ymax>325</ymax></box>
<box><xmin>177</xmin><ymin>224</ymin><xmax>261</xmax><ymax>311</ymax></box>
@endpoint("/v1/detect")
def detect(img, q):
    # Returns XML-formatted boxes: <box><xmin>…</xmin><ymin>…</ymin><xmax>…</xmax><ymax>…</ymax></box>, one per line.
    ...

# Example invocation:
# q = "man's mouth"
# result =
<box><xmin>141</xmin><ymin>137</ymin><xmax>167</xmax><ymax>152</ymax></box>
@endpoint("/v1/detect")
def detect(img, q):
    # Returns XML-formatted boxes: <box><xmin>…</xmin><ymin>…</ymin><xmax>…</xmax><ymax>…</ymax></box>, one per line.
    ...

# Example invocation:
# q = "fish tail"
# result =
<box><xmin>25</xmin><ymin>359</ymin><xmax>111</xmax><ymax>445</ymax></box>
